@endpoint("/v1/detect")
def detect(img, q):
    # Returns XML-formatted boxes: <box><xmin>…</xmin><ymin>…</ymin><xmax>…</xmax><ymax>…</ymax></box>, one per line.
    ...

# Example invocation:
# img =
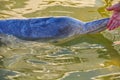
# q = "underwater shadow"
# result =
<box><xmin>54</xmin><ymin>33</ymin><xmax>120</xmax><ymax>66</ymax></box>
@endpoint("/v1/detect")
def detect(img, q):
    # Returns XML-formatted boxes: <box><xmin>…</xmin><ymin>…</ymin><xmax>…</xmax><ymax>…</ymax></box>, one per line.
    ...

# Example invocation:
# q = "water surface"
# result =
<box><xmin>0</xmin><ymin>0</ymin><xmax>120</xmax><ymax>80</ymax></box>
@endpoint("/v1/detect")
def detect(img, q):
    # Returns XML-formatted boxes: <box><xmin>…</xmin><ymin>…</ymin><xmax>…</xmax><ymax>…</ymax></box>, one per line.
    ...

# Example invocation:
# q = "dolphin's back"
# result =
<box><xmin>0</xmin><ymin>17</ymin><xmax>109</xmax><ymax>40</ymax></box>
<box><xmin>0</xmin><ymin>17</ymin><xmax>84</xmax><ymax>40</ymax></box>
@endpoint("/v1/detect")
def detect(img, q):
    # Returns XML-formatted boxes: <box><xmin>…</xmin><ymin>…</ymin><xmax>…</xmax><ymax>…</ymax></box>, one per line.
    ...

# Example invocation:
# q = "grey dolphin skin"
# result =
<box><xmin>0</xmin><ymin>17</ymin><xmax>109</xmax><ymax>40</ymax></box>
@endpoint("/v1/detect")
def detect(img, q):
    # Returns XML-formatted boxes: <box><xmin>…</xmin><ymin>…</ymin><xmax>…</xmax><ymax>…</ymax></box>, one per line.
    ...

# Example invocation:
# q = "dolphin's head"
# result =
<box><xmin>83</xmin><ymin>18</ymin><xmax>110</xmax><ymax>33</ymax></box>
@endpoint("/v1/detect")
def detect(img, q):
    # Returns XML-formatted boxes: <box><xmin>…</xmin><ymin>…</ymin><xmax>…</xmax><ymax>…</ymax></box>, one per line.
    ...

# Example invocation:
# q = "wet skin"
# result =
<box><xmin>0</xmin><ymin>17</ymin><xmax>109</xmax><ymax>40</ymax></box>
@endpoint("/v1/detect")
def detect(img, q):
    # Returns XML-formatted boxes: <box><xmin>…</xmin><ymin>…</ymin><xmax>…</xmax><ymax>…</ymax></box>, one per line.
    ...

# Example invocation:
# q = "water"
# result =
<box><xmin>0</xmin><ymin>0</ymin><xmax>120</xmax><ymax>80</ymax></box>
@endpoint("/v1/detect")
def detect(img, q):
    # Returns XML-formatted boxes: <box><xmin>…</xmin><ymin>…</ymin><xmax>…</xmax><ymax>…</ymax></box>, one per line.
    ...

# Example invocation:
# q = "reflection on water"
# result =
<box><xmin>0</xmin><ymin>0</ymin><xmax>120</xmax><ymax>80</ymax></box>
<box><xmin>61</xmin><ymin>66</ymin><xmax>120</xmax><ymax>80</ymax></box>
<box><xmin>97</xmin><ymin>0</ymin><xmax>113</xmax><ymax>17</ymax></box>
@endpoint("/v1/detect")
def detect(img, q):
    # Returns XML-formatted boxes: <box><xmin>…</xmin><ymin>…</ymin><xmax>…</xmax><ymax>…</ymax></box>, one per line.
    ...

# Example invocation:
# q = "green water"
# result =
<box><xmin>0</xmin><ymin>0</ymin><xmax>120</xmax><ymax>80</ymax></box>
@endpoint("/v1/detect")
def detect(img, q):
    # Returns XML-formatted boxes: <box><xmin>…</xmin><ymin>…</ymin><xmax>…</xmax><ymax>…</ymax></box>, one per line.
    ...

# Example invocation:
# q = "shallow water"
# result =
<box><xmin>0</xmin><ymin>0</ymin><xmax>120</xmax><ymax>80</ymax></box>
